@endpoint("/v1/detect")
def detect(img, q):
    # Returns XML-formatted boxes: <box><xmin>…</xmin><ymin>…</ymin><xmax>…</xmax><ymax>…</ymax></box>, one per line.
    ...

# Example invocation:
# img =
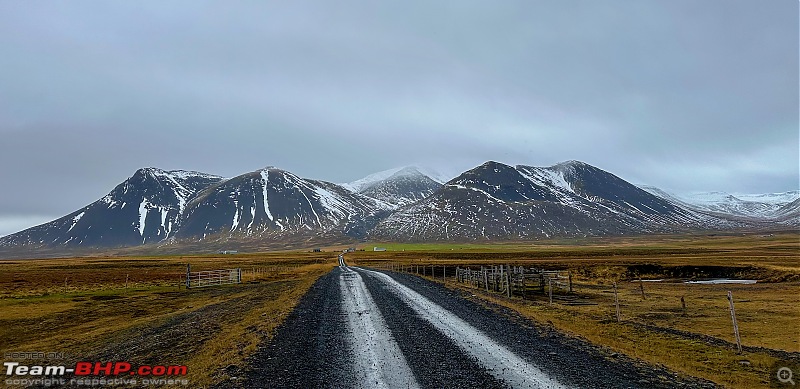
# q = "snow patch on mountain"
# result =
<box><xmin>341</xmin><ymin>167</ymin><xmax>405</xmax><ymax>192</ymax></box>
<box><xmin>138</xmin><ymin>199</ymin><xmax>149</xmax><ymax>236</ymax></box>
<box><xmin>260</xmin><ymin>170</ymin><xmax>273</xmax><ymax>221</ymax></box>
<box><xmin>67</xmin><ymin>212</ymin><xmax>85</xmax><ymax>232</ymax></box>
<box><xmin>342</xmin><ymin>165</ymin><xmax>453</xmax><ymax>192</ymax></box>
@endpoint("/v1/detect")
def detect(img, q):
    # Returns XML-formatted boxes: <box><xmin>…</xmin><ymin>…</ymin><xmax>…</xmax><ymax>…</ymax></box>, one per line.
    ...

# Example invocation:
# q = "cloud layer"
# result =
<box><xmin>0</xmin><ymin>1</ymin><xmax>797</xmax><ymax>236</ymax></box>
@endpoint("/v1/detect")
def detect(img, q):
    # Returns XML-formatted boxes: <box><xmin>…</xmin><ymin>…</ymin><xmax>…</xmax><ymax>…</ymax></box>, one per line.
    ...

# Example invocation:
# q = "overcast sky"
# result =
<box><xmin>0</xmin><ymin>0</ymin><xmax>797</xmax><ymax>236</ymax></box>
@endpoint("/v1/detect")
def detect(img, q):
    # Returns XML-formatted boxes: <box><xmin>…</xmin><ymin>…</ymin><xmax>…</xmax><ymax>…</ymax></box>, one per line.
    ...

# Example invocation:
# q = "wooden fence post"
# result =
<box><xmin>186</xmin><ymin>264</ymin><xmax>191</xmax><ymax>289</ymax></box>
<box><xmin>540</xmin><ymin>273</ymin><xmax>545</xmax><ymax>293</ymax></box>
<box><xmin>506</xmin><ymin>268</ymin><xmax>511</xmax><ymax>298</ymax></box>
<box><xmin>613</xmin><ymin>282</ymin><xmax>621</xmax><ymax>322</ymax></box>
<box><xmin>681</xmin><ymin>296</ymin><xmax>687</xmax><ymax>316</ymax></box>
<box><xmin>727</xmin><ymin>291</ymin><xmax>742</xmax><ymax>354</ymax></box>
<box><xmin>549</xmin><ymin>278</ymin><xmax>553</xmax><ymax>305</ymax></box>
<box><xmin>639</xmin><ymin>277</ymin><xmax>646</xmax><ymax>300</ymax></box>
<box><xmin>568</xmin><ymin>271</ymin><xmax>573</xmax><ymax>293</ymax></box>
<box><xmin>500</xmin><ymin>265</ymin><xmax>504</xmax><ymax>293</ymax></box>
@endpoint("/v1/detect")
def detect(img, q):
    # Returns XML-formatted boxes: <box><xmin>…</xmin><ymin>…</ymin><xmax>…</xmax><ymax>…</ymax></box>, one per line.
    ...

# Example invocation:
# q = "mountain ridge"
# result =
<box><xmin>0</xmin><ymin>161</ymin><xmax>793</xmax><ymax>255</ymax></box>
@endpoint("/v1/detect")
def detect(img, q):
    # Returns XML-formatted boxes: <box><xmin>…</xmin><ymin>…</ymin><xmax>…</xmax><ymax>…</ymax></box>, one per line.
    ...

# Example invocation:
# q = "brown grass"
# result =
<box><xmin>0</xmin><ymin>252</ymin><xmax>336</xmax><ymax>388</ymax></box>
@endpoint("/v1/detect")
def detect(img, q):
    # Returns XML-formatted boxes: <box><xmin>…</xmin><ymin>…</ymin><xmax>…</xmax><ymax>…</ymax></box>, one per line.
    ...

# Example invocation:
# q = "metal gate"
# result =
<box><xmin>185</xmin><ymin>264</ymin><xmax>242</xmax><ymax>288</ymax></box>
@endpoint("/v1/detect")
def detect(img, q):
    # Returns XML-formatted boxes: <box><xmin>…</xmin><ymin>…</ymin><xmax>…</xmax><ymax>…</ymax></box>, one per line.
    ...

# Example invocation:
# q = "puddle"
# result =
<box><xmin>684</xmin><ymin>279</ymin><xmax>757</xmax><ymax>285</ymax></box>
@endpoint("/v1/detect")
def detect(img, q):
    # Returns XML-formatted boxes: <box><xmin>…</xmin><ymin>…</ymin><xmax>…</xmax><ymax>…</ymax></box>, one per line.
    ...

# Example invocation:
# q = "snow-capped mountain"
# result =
<box><xmin>0</xmin><ymin>160</ymin><xmax>790</xmax><ymax>254</ymax></box>
<box><xmin>0</xmin><ymin>168</ymin><xmax>223</xmax><ymax>247</ymax></box>
<box><xmin>640</xmin><ymin>186</ymin><xmax>799</xmax><ymax>219</ymax></box>
<box><xmin>369</xmin><ymin>161</ymin><xmax>713</xmax><ymax>241</ymax></box>
<box><xmin>177</xmin><ymin>167</ymin><xmax>386</xmax><ymax>239</ymax></box>
<box><xmin>347</xmin><ymin>166</ymin><xmax>443</xmax><ymax>208</ymax></box>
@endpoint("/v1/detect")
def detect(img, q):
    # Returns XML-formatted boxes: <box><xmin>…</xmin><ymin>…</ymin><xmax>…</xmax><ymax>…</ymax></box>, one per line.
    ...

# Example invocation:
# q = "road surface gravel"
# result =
<box><xmin>226</xmin><ymin>266</ymin><xmax>717</xmax><ymax>389</ymax></box>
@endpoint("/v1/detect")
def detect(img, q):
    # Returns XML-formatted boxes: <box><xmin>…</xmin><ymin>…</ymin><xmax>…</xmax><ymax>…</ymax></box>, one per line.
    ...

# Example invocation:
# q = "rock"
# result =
<box><xmin>738</xmin><ymin>360</ymin><xmax>751</xmax><ymax>366</ymax></box>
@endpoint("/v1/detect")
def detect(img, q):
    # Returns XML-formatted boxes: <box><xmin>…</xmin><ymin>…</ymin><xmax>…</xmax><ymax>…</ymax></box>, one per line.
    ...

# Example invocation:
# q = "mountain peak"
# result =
<box><xmin>342</xmin><ymin>166</ymin><xmax>443</xmax><ymax>208</ymax></box>
<box><xmin>390</xmin><ymin>166</ymin><xmax>425</xmax><ymax>178</ymax></box>
<box><xmin>133</xmin><ymin>167</ymin><xmax>163</xmax><ymax>176</ymax></box>
<box><xmin>552</xmin><ymin>160</ymin><xmax>591</xmax><ymax>171</ymax></box>
<box><xmin>478</xmin><ymin>160</ymin><xmax>510</xmax><ymax>168</ymax></box>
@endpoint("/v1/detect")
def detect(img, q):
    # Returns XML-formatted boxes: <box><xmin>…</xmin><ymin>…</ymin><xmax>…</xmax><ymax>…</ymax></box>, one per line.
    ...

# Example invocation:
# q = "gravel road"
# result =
<box><xmin>232</xmin><ymin>266</ymin><xmax>717</xmax><ymax>389</ymax></box>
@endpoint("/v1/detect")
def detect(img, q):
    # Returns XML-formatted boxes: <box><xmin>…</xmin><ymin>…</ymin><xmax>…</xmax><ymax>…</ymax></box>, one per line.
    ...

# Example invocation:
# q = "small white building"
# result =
<box><xmin>373</xmin><ymin>247</ymin><xmax>386</xmax><ymax>252</ymax></box>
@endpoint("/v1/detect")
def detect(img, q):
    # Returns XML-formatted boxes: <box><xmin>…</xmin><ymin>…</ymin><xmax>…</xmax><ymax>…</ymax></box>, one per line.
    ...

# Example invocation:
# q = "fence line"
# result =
<box><xmin>185</xmin><ymin>264</ymin><xmax>242</xmax><ymax>288</ymax></box>
<box><xmin>372</xmin><ymin>263</ymin><xmax>578</xmax><ymax>301</ymax></box>
<box><xmin>453</xmin><ymin>265</ymin><xmax>572</xmax><ymax>299</ymax></box>
<box><xmin>372</xmin><ymin>262</ymin><xmax>751</xmax><ymax>353</ymax></box>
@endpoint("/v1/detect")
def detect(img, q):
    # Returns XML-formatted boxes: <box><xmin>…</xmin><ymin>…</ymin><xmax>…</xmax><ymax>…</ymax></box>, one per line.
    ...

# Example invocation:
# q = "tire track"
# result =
<box><xmin>339</xmin><ymin>266</ymin><xmax>418</xmax><ymax>388</ymax></box>
<box><xmin>358</xmin><ymin>266</ymin><xmax>506</xmax><ymax>389</ymax></box>
<box><xmin>356</xmin><ymin>267</ymin><xmax>567</xmax><ymax>389</ymax></box>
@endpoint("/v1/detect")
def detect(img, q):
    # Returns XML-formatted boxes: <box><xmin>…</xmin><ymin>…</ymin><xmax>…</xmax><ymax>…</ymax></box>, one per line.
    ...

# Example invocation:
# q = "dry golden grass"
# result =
<box><xmin>184</xmin><ymin>262</ymin><xmax>333</xmax><ymax>387</ymax></box>
<box><xmin>464</xmin><ymin>290</ymin><xmax>780</xmax><ymax>388</ymax></box>
<box><xmin>0</xmin><ymin>252</ymin><xmax>336</xmax><ymax>388</ymax></box>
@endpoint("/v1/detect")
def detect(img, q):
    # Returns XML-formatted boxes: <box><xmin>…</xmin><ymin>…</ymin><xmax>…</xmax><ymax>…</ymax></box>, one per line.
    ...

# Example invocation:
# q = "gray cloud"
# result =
<box><xmin>0</xmin><ymin>0</ymin><xmax>797</xmax><ymax>236</ymax></box>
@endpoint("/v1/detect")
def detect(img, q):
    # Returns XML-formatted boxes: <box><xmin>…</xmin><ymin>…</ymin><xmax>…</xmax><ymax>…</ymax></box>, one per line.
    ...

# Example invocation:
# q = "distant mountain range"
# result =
<box><xmin>0</xmin><ymin>161</ymin><xmax>796</xmax><ymax>255</ymax></box>
<box><xmin>640</xmin><ymin>186</ymin><xmax>799</xmax><ymax>220</ymax></box>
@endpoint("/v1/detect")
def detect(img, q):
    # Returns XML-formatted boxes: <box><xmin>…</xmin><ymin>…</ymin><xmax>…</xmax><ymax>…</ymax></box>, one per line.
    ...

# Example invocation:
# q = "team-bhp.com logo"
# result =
<box><xmin>4</xmin><ymin>361</ymin><xmax>189</xmax><ymax>387</ymax></box>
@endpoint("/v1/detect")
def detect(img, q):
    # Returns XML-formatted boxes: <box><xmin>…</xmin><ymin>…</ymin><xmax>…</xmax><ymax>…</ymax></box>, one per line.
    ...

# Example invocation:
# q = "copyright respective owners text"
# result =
<box><xmin>3</xmin><ymin>351</ymin><xmax>189</xmax><ymax>387</ymax></box>
<box><xmin>773</xmin><ymin>361</ymin><xmax>800</xmax><ymax>388</ymax></box>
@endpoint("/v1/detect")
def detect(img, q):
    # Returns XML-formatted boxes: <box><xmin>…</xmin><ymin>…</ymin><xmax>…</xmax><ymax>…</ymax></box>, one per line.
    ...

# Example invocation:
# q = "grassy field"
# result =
<box><xmin>1</xmin><ymin>231</ymin><xmax>797</xmax><ymax>388</ymax></box>
<box><xmin>0</xmin><ymin>252</ymin><xmax>336</xmax><ymax>388</ymax></box>
<box><xmin>351</xmin><ymin>231</ymin><xmax>800</xmax><ymax>388</ymax></box>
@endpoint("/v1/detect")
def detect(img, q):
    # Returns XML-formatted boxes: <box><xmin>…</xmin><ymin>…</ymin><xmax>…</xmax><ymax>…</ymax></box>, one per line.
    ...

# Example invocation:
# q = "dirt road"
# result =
<box><xmin>231</xmin><ymin>266</ymin><xmax>716</xmax><ymax>388</ymax></box>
